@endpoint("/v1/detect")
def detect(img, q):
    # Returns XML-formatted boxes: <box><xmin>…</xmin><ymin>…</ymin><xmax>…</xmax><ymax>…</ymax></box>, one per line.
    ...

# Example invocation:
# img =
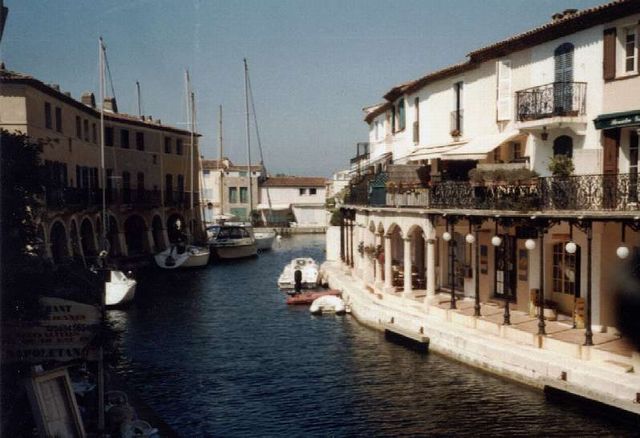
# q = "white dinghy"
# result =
<box><xmin>105</xmin><ymin>269</ymin><xmax>137</xmax><ymax>307</ymax></box>
<box><xmin>309</xmin><ymin>295</ymin><xmax>346</xmax><ymax>315</ymax></box>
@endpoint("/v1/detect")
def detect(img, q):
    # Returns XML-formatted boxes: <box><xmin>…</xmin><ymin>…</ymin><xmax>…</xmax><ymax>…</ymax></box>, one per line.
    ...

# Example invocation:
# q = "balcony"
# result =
<box><xmin>347</xmin><ymin>173</ymin><xmax>640</xmax><ymax>214</ymax></box>
<box><xmin>516</xmin><ymin>82</ymin><xmax>586</xmax><ymax>122</ymax></box>
<box><xmin>350</xmin><ymin>142</ymin><xmax>370</xmax><ymax>165</ymax></box>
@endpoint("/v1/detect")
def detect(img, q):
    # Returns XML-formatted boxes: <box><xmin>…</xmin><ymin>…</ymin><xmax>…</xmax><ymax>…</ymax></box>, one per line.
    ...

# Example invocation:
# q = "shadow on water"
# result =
<box><xmin>109</xmin><ymin>234</ymin><xmax>639</xmax><ymax>437</ymax></box>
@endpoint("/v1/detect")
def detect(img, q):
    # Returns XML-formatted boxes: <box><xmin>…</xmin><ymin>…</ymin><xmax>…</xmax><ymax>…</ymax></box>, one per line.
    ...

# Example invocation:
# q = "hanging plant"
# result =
<box><xmin>357</xmin><ymin>241</ymin><xmax>365</xmax><ymax>256</ymax></box>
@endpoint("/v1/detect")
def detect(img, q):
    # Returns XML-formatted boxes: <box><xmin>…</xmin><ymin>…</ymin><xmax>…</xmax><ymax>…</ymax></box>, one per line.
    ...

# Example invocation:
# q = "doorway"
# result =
<box><xmin>494</xmin><ymin>235</ymin><xmax>516</xmax><ymax>301</ymax></box>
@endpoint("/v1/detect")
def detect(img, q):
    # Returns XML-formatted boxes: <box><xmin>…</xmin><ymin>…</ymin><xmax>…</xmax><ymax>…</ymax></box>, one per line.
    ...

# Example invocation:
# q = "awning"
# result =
<box><xmin>256</xmin><ymin>203</ymin><xmax>290</xmax><ymax>211</ymax></box>
<box><xmin>442</xmin><ymin>131</ymin><xmax>523</xmax><ymax>160</ymax></box>
<box><xmin>594</xmin><ymin>110</ymin><xmax>640</xmax><ymax>130</ymax></box>
<box><xmin>408</xmin><ymin>141</ymin><xmax>467</xmax><ymax>161</ymax></box>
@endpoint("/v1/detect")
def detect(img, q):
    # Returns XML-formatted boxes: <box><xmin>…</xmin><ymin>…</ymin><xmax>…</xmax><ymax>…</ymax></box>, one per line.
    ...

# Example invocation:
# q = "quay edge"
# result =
<box><xmin>321</xmin><ymin>261</ymin><xmax>640</xmax><ymax>417</ymax></box>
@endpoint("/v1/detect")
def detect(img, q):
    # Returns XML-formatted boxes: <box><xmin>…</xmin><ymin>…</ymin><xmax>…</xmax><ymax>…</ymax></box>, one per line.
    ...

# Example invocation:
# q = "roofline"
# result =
<box><xmin>1</xmin><ymin>74</ymin><xmax>200</xmax><ymax>137</ymax></box>
<box><xmin>468</xmin><ymin>0</ymin><xmax>640</xmax><ymax>62</ymax></box>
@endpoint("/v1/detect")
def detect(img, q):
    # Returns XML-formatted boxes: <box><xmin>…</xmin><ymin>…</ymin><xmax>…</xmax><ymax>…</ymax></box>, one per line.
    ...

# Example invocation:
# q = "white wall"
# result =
<box><xmin>260</xmin><ymin>186</ymin><xmax>326</xmax><ymax>206</ymax></box>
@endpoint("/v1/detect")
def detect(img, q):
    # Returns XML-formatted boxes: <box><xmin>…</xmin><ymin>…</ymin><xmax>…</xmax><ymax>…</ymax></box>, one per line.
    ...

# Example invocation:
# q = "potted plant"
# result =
<box><xmin>450</xmin><ymin>128</ymin><xmax>461</xmax><ymax>139</ymax></box>
<box><xmin>548</xmin><ymin>155</ymin><xmax>575</xmax><ymax>209</ymax></box>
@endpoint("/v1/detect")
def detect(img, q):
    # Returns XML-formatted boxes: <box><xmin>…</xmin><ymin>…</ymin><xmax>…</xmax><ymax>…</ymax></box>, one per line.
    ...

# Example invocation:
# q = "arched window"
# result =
<box><xmin>553</xmin><ymin>135</ymin><xmax>573</xmax><ymax>158</ymax></box>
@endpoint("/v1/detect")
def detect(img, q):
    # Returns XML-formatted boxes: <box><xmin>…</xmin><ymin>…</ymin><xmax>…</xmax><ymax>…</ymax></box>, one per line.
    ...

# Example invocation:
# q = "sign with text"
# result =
<box><xmin>2</xmin><ymin>297</ymin><xmax>100</xmax><ymax>363</ymax></box>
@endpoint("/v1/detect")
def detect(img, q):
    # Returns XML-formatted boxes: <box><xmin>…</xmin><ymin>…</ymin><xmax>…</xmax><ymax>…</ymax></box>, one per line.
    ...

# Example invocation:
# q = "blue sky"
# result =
<box><xmin>2</xmin><ymin>0</ymin><xmax>604</xmax><ymax>176</ymax></box>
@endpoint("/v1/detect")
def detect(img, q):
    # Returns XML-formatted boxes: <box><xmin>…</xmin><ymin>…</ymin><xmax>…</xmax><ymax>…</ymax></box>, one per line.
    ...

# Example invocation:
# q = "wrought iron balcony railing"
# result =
<box><xmin>347</xmin><ymin>173</ymin><xmax>640</xmax><ymax>213</ymax></box>
<box><xmin>516</xmin><ymin>81</ymin><xmax>586</xmax><ymax>122</ymax></box>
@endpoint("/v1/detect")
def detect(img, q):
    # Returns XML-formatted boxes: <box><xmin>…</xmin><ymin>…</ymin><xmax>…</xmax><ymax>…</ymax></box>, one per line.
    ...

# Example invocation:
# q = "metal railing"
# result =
<box><xmin>516</xmin><ymin>81</ymin><xmax>587</xmax><ymax>122</ymax></box>
<box><xmin>347</xmin><ymin>173</ymin><xmax>640</xmax><ymax>213</ymax></box>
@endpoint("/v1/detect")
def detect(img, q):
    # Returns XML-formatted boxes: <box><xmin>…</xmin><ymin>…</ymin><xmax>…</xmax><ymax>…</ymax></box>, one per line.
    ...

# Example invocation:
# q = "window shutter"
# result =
<box><xmin>603</xmin><ymin>27</ymin><xmax>617</xmax><ymax>80</ymax></box>
<box><xmin>497</xmin><ymin>60</ymin><xmax>512</xmax><ymax>121</ymax></box>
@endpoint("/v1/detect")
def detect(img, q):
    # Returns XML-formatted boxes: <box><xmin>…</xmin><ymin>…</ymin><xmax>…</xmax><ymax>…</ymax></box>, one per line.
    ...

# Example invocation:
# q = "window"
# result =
<box><xmin>413</xmin><ymin>97</ymin><xmax>419</xmax><ymax>144</ymax></box>
<box><xmin>55</xmin><ymin>107</ymin><xmax>62</xmax><ymax>132</ymax></box>
<box><xmin>229</xmin><ymin>187</ymin><xmax>238</xmax><ymax>203</ymax></box>
<box><xmin>177</xmin><ymin>174</ymin><xmax>185</xmax><ymax>193</ymax></box>
<box><xmin>512</xmin><ymin>142</ymin><xmax>522</xmax><ymax>160</ymax></box>
<box><xmin>240</xmin><ymin>187</ymin><xmax>248</xmax><ymax>203</ymax></box>
<box><xmin>164</xmin><ymin>137</ymin><xmax>172</xmax><ymax>154</ymax></box>
<box><xmin>105</xmin><ymin>126</ymin><xmax>114</xmax><ymax>146</ymax></box>
<box><xmin>176</xmin><ymin>139</ymin><xmax>183</xmax><ymax>155</ymax></box>
<box><xmin>553</xmin><ymin>135</ymin><xmax>573</xmax><ymax>158</ymax></box>
<box><xmin>390</xmin><ymin>107</ymin><xmax>396</xmax><ymax>134</ymax></box>
<box><xmin>203</xmin><ymin>169</ymin><xmax>210</xmax><ymax>175</ymax></box>
<box><xmin>625</xmin><ymin>27</ymin><xmax>637</xmax><ymax>72</ymax></box>
<box><xmin>83</xmin><ymin>119</ymin><xmax>89</xmax><ymax>141</ymax></box>
<box><xmin>122</xmin><ymin>171</ymin><xmax>131</xmax><ymax>203</ymax></box>
<box><xmin>496</xmin><ymin>59</ymin><xmax>512</xmax><ymax>121</ymax></box>
<box><xmin>92</xmin><ymin>123</ymin><xmax>97</xmax><ymax>143</ymax></box>
<box><xmin>165</xmin><ymin>174</ymin><xmax>173</xmax><ymax>200</ymax></box>
<box><xmin>44</xmin><ymin>102</ymin><xmax>52</xmax><ymax>129</ymax></box>
<box><xmin>75</xmin><ymin>116</ymin><xmax>82</xmax><ymax>139</ymax></box>
<box><xmin>397</xmin><ymin>98</ymin><xmax>406</xmax><ymax>131</ymax></box>
<box><xmin>120</xmin><ymin>129</ymin><xmax>130</xmax><ymax>149</ymax></box>
<box><xmin>137</xmin><ymin>172</ymin><xmax>145</xmax><ymax>194</ymax></box>
<box><xmin>310</xmin><ymin>188</ymin><xmax>317</xmax><ymax>195</ymax></box>
<box><xmin>453</xmin><ymin>81</ymin><xmax>464</xmax><ymax>134</ymax></box>
<box><xmin>136</xmin><ymin>132</ymin><xmax>144</xmax><ymax>151</ymax></box>
<box><xmin>299</xmin><ymin>188</ymin><xmax>307</xmax><ymax>195</ymax></box>
<box><xmin>552</xmin><ymin>242</ymin><xmax>579</xmax><ymax>296</ymax></box>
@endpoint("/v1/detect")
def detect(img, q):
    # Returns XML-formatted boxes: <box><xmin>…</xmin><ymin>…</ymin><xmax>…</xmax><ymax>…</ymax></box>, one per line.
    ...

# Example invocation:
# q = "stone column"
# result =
<box><xmin>403</xmin><ymin>236</ymin><xmax>412</xmax><ymax>295</ymax></box>
<box><xmin>162</xmin><ymin>228</ymin><xmax>170</xmax><ymax>249</ymax></box>
<box><xmin>118</xmin><ymin>232</ymin><xmax>128</xmax><ymax>257</ymax></box>
<box><xmin>384</xmin><ymin>234</ymin><xmax>392</xmax><ymax>290</ymax></box>
<box><xmin>426</xmin><ymin>218</ymin><xmax>436</xmax><ymax>299</ymax></box>
<box><xmin>146</xmin><ymin>229</ymin><xmax>156</xmax><ymax>254</ymax></box>
<box><xmin>374</xmin><ymin>232</ymin><xmax>382</xmax><ymax>286</ymax></box>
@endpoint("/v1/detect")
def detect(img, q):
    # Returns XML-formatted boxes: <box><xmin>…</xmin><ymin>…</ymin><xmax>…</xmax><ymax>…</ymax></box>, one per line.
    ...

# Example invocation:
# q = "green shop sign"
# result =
<box><xmin>594</xmin><ymin>110</ymin><xmax>640</xmax><ymax>130</ymax></box>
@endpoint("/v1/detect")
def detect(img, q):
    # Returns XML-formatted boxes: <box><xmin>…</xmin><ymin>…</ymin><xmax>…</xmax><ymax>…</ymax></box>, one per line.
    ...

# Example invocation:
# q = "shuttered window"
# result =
<box><xmin>603</xmin><ymin>27</ymin><xmax>617</xmax><ymax>80</ymax></box>
<box><xmin>496</xmin><ymin>59</ymin><xmax>512</xmax><ymax>121</ymax></box>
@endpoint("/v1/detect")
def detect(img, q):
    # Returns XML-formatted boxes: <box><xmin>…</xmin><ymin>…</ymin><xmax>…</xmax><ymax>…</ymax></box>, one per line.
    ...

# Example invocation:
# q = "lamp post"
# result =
<box><xmin>443</xmin><ymin>218</ymin><xmax>456</xmax><ymax>309</ymax></box>
<box><xmin>492</xmin><ymin>220</ymin><xmax>509</xmax><ymax>325</ymax></box>
<box><xmin>467</xmin><ymin>220</ymin><xmax>481</xmax><ymax>317</ymax></box>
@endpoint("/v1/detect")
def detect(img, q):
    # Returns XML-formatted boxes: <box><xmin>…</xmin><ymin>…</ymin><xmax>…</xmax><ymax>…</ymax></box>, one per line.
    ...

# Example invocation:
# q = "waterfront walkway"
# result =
<box><xmin>323</xmin><ymin>261</ymin><xmax>640</xmax><ymax>415</ymax></box>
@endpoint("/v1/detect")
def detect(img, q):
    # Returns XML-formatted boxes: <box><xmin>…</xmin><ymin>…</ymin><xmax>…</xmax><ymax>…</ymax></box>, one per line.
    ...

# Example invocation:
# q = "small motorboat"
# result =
<box><xmin>278</xmin><ymin>258</ymin><xmax>319</xmax><ymax>290</ymax></box>
<box><xmin>310</xmin><ymin>295</ymin><xmax>346</xmax><ymax>315</ymax></box>
<box><xmin>154</xmin><ymin>244</ymin><xmax>210</xmax><ymax>269</ymax></box>
<box><xmin>207</xmin><ymin>224</ymin><xmax>257</xmax><ymax>259</ymax></box>
<box><xmin>286</xmin><ymin>289</ymin><xmax>341</xmax><ymax>305</ymax></box>
<box><xmin>254</xmin><ymin>229</ymin><xmax>276</xmax><ymax>251</ymax></box>
<box><xmin>105</xmin><ymin>269</ymin><xmax>137</xmax><ymax>307</ymax></box>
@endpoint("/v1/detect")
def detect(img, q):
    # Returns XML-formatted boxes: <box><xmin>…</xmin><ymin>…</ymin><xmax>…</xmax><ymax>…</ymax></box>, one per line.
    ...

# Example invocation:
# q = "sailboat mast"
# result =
<box><xmin>99</xmin><ymin>38</ymin><xmax>107</xmax><ymax>246</ymax></box>
<box><xmin>190</xmin><ymin>91</ymin><xmax>195</xmax><ymax>214</ymax></box>
<box><xmin>218</xmin><ymin>105</ymin><xmax>224</xmax><ymax>216</ymax></box>
<box><xmin>135</xmin><ymin>81</ymin><xmax>142</xmax><ymax>116</ymax></box>
<box><xmin>244</xmin><ymin>59</ymin><xmax>252</xmax><ymax>222</ymax></box>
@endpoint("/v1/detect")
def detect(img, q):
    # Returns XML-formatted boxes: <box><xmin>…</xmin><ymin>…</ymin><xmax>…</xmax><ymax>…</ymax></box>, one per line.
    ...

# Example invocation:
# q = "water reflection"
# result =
<box><xmin>110</xmin><ymin>235</ymin><xmax>637</xmax><ymax>436</ymax></box>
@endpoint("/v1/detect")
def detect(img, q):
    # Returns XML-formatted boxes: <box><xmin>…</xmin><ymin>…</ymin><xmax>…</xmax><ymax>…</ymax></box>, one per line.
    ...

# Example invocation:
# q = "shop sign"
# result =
<box><xmin>1</xmin><ymin>297</ymin><xmax>100</xmax><ymax>363</ymax></box>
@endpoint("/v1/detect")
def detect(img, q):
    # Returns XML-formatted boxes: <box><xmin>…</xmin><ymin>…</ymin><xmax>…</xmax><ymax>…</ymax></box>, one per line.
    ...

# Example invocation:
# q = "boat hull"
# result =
<box><xmin>105</xmin><ymin>270</ymin><xmax>137</xmax><ymax>307</ymax></box>
<box><xmin>286</xmin><ymin>289</ymin><xmax>341</xmax><ymax>305</ymax></box>
<box><xmin>254</xmin><ymin>231</ymin><xmax>276</xmax><ymax>251</ymax></box>
<box><xmin>212</xmin><ymin>243</ymin><xmax>257</xmax><ymax>259</ymax></box>
<box><xmin>154</xmin><ymin>245</ymin><xmax>210</xmax><ymax>269</ymax></box>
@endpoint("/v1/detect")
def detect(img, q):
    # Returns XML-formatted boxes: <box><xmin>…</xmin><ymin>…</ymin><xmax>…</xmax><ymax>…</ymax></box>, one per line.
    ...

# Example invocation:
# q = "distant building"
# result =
<box><xmin>258</xmin><ymin>176</ymin><xmax>328</xmax><ymax>227</ymax></box>
<box><xmin>200</xmin><ymin>158</ymin><xmax>263</xmax><ymax>223</ymax></box>
<box><xmin>0</xmin><ymin>67</ymin><xmax>203</xmax><ymax>263</ymax></box>
<box><xmin>326</xmin><ymin>170</ymin><xmax>351</xmax><ymax>203</ymax></box>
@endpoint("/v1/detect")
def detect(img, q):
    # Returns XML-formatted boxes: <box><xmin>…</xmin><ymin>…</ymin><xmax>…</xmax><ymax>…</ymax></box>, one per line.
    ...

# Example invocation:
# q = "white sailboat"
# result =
<box><xmin>155</xmin><ymin>70</ymin><xmax>210</xmax><ymax>268</ymax></box>
<box><xmin>97</xmin><ymin>38</ymin><xmax>137</xmax><ymax>307</ymax></box>
<box><xmin>243</xmin><ymin>58</ymin><xmax>276</xmax><ymax>251</ymax></box>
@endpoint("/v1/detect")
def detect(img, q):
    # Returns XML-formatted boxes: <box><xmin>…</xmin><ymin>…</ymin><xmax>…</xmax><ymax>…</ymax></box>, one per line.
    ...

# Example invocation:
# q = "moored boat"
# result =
<box><xmin>105</xmin><ymin>269</ymin><xmax>137</xmax><ymax>307</ymax></box>
<box><xmin>254</xmin><ymin>229</ymin><xmax>276</xmax><ymax>251</ymax></box>
<box><xmin>208</xmin><ymin>224</ymin><xmax>257</xmax><ymax>259</ymax></box>
<box><xmin>278</xmin><ymin>257</ymin><xmax>319</xmax><ymax>290</ymax></box>
<box><xmin>286</xmin><ymin>289</ymin><xmax>341</xmax><ymax>305</ymax></box>
<box><xmin>154</xmin><ymin>244</ymin><xmax>210</xmax><ymax>269</ymax></box>
<box><xmin>309</xmin><ymin>295</ymin><xmax>346</xmax><ymax>315</ymax></box>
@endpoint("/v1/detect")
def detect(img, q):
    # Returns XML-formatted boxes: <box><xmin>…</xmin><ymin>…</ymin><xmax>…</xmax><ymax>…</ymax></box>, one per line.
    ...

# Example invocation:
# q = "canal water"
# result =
<box><xmin>110</xmin><ymin>234</ymin><xmax>637</xmax><ymax>437</ymax></box>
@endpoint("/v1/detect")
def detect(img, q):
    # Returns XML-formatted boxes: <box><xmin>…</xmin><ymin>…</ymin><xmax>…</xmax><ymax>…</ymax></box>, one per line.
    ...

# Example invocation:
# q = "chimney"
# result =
<box><xmin>552</xmin><ymin>12</ymin><xmax>564</xmax><ymax>22</ymax></box>
<box><xmin>64</xmin><ymin>91</ymin><xmax>71</xmax><ymax>97</ymax></box>
<box><xmin>563</xmin><ymin>9</ymin><xmax>578</xmax><ymax>17</ymax></box>
<box><xmin>51</xmin><ymin>84</ymin><xmax>60</xmax><ymax>91</ymax></box>
<box><xmin>103</xmin><ymin>97</ymin><xmax>118</xmax><ymax>113</ymax></box>
<box><xmin>81</xmin><ymin>92</ymin><xmax>96</xmax><ymax>108</ymax></box>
